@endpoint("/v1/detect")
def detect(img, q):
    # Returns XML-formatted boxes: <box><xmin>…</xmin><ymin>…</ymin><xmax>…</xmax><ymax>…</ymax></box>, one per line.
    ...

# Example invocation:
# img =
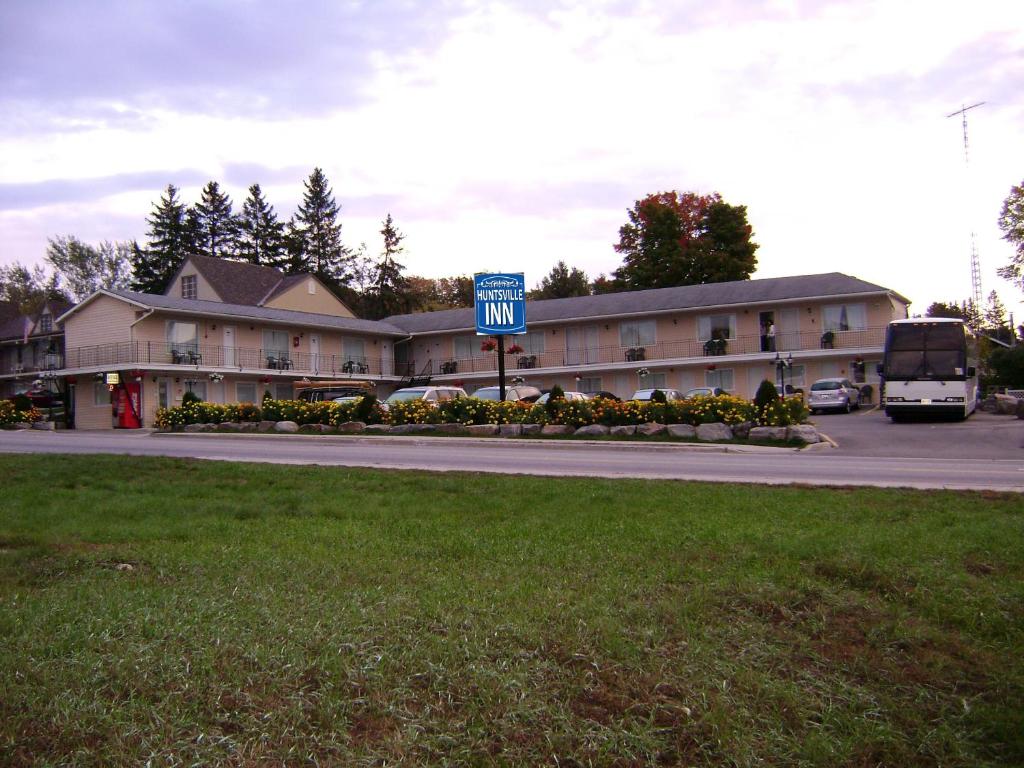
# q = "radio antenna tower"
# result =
<box><xmin>946</xmin><ymin>101</ymin><xmax>985</xmax><ymax>308</ymax></box>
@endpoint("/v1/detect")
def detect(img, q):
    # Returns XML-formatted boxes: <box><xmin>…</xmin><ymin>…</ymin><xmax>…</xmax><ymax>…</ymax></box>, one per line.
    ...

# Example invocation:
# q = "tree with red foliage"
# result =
<box><xmin>612</xmin><ymin>191</ymin><xmax>758</xmax><ymax>290</ymax></box>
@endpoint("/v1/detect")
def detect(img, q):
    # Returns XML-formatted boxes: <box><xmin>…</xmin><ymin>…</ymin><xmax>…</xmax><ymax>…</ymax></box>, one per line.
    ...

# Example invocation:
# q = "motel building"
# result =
<box><xmin>42</xmin><ymin>255</ymin><xmax>909</xmax><ymax>429</ymax></box>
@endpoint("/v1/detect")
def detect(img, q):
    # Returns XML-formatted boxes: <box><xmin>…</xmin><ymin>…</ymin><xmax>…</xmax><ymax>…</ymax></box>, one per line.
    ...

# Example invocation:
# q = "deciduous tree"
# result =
<box><xmin>45</xmin><ymin>236</ymin><xmax>132</xmax><ymax>301</ymax></box>
<box><xmin>996</xmin><ymin>178</ymin><xmax>1024</xmax><ymax>291</ymax></box>
<box><xmin>0</xmin><ymin>263</ymin><xmax>68</xmax><ymax>314</ymax></box>
<box><xmin>612</xmin><ymin>191</ymin><xmax>758</xmax><ymax>290</ymax></box>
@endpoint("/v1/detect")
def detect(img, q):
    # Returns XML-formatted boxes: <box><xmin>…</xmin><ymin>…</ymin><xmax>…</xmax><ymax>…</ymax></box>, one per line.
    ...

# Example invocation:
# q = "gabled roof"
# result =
<box><xmin>384</xmin><ymin>272</ymin><xmax>909</xmax><ymax>334</ymax></box>
<box><xmin>173</xmin><ymin>253</ymin><xmax>292</xmax><ymax>306</ymax></box>
<box><xmin>59</xmin><ymin>289</ymin><xmax>407</xmax><ymax>336</ymax></box>
<box><xmin>0</xmin><ymin>299</ymin><xmax>73</xmax><ymax>342</ymax></box>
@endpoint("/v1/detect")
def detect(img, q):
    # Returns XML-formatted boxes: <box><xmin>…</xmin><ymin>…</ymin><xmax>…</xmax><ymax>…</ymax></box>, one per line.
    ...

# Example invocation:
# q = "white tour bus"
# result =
<box><xmin>879</xmin><ymin>318</ymin><xmax>977</xmax><ymax>421</ymax></box>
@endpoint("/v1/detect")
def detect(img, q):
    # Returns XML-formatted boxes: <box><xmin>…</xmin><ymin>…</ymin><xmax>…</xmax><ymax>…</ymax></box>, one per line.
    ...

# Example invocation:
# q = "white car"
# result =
<box><xmin>629</xmin><ymin>388</ymin><xmax>685</xmax><ymax>401</ymax></box>
<box><xmin>534</xmin><ymin>390</ymin><xmax>589</xmax><ymax>404</ymax></box>
<box><xmin>808</xmin><ymin>378</ymin><xmax>861</xmax><ymax>414</ymax></box>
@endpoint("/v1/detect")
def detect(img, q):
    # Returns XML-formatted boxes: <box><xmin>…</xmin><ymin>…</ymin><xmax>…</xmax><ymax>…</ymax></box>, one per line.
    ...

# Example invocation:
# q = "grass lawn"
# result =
<box><xmin>1</xmin><ymin>455</ymin><xmax>1021</xmax><ymax>767</ymax></box>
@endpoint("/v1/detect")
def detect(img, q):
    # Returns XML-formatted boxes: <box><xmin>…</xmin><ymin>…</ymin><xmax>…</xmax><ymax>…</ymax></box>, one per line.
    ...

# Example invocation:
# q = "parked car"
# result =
<box><xmin>471</xmin><ymin>385</ymin><xmax>543</xmax><ymax>402</ymax></box>
<box><xmin>534</xmin><ymin>390</ymin><xmax>590</xmax><ymax>404</ymax></box>
<box><xmin>585</xmin><ymin>391</ymin><xmax>621</xmax><ymax>401</ymax></box>
<box><xmin>807</xmin><ymin>378</ymin><xmax>861</xmax><ymax>414</ymax></box>
<box><xmin>629</xmin><ymin>388</ymin><xmax>685</xmax><ymax>402</ymax></box>
<box><xmin>296</xmin><ymin>380</ymin><xmax>374</xmax><ymax>402</ymax></box>
<box><xmin>382</xmin><ymin>386</ymin><xmax>468</xmax><ymax>410</ymax></box>
<box><xmin>683</xmin><ymin>387</ymin><xmax>726</xmax><ymax>398</ymax></box>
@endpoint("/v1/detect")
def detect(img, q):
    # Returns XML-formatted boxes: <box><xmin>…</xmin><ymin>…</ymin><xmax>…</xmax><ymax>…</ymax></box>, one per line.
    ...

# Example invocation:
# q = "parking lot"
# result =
<box><xmin>812</xmin><ymin>405</ymin><xmax>1024</xmax><ymax>460</ymax></box>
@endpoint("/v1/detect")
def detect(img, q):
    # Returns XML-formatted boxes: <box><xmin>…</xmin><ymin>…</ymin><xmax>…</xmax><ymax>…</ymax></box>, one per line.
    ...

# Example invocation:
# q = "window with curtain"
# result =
<box><xmin>166</xmin><ymin>321</ymin><xmax>198</xmax><ymax>353</ymax></box>
<box><xmin>638</xmin><ymin>372</ymin><xmax>667</xmax><ymax>389</ymax></box>
<box><xmin>93</xmin><ymin>382</ymin><xmax>111</xmax><ymax>406</ymax></box>
<box><xmin>705</xmin><ymin>368</ymin><xmax>734</xmax><ymax>391</ymax></box>
<box><xmin>577</xmin><ymin>377</ymin><xmax>602</xmax><ymax>392</ymax></box>
<box><xmin>343</xmin><ymin>338</ymin><xmax>366</xmax><ymax>363</ymax></box>
<box><xmin>823</xmin><ymin>304</ymin><xmax>866</xmax><ymax>332</ymax></box>
<box><xmin>236</xmin><ymin>382</ymin><xmax>257</xmax><ymax>403</ymax></box>
<box><xmin>697</xmin><ymin>314</ymin><xmax>736</xmax><ymax>341</ymax></box>
<box><xmin>453</xmin><ymin>335</ymin><xmax>490</xmax><ymax>359</ymax></box>
<box><xmin>519</xmin><ymin>331</ymin><xmax>545</xmax><ymax>355</ymax></box>
<box><xmin>263</xmin><ymin>329</ymin><xmax>289</xmax><ymax>356</ymax></box>
<box><xmin>619</xmin><ymin>320</ymin><xmax>656</xmax><ymax>347</ymax></box>
<box><xmin>775</xmin><ymin>364</ymin><xmax>806</xmax><ymax>389</ymax></box>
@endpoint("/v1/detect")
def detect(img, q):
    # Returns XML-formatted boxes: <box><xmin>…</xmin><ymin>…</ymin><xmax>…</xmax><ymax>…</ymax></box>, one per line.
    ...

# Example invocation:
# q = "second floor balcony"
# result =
<box><xmin>425</xmin><ymin>326</ymin><xmax>886</xmax><ymax>377</ymax></box>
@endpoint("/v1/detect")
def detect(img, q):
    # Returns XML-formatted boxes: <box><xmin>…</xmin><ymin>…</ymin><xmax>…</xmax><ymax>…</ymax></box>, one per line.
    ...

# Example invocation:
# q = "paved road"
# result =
<box><xmin>2</xmin><ymin>427</ymin><xmax>1022</xmax><ymax>492</ymax></box>
<box><xmin>812</xmin><ymin>406</ymin><xmax>1024</xmax><ymax>459</ymax></box>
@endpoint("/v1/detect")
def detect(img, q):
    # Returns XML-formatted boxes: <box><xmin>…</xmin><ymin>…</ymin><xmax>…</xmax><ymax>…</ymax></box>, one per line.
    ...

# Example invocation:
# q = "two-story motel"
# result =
<box><xmin>44</xmin><ymin>254</ymin><xmax>909</xmax><ymax>429</ymax></box>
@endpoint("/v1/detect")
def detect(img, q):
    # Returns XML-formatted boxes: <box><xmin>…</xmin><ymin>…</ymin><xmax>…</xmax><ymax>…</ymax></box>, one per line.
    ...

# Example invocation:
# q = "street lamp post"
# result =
<box><xmin>774</xmin><ymin>352</ymin><xmax>793</xmax><ymax>395</ymax></box>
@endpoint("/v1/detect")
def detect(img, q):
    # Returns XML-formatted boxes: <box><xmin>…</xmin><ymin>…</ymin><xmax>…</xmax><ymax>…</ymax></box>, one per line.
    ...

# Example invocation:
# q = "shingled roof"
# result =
<box><xmin>180</xmin><ymin>254</ymin><xmax>293</xmax><ymax>306</ymax></box>
<box><xmin>61</xmin><ymin>289</ymin><xmax>407</xmax><ymax>336</ymax></box>
<box><xmin>384</xmin><ymin>272</ymin><xmax>908</xmax><ymax>334</ymax></box>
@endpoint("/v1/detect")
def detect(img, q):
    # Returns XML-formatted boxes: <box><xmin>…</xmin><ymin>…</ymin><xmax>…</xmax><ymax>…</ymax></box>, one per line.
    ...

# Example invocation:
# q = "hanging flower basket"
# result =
<box><xmin>480</xmin><ymin>338</ymin><xmax>497</xmax><ymax>352</ymax></box>
<box><xmin>506</xmin><ymin>343</ymin><xmax>524</xmax><ymax>354</ymax></box>
<box><xmin>209</xmin><ymin>373</ymin><xmax>224</xmax><ymax>383</ymax></box>
<box><xmin>259</xmin><ymin>375</ymin><xmax>272</xmax><ymax>384</ymax></box>
<box><xmin>453</xmin><ymin>379</ymin><xmax>465</xmax><ymax>388</ymax></box>
<box><xmin>706</xmin><ymin>364</ymin><xmax>717</xmax><ymax>371</ymax></box>
<box><xmin>637</xmin><ymin>367</ymin><xmax>650</xmax><ymax>377</ymax></box>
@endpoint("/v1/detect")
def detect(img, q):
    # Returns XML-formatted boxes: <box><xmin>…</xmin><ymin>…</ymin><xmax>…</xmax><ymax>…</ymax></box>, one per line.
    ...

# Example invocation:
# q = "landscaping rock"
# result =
<box><xmin>541</xmin><ymin>424</ymin><xmax>575</xmax><ymax>436</ymax></box>
<box><xmin>31</xmin><ymin>421</ymin><xmax>56</xmax><ymax>431</ymax></box>
<box><xmin>696</xmin><ymin>422</ymin><xmax>733</xmax><ymax>441</ymax></box>
<box><xmin>610</xmin><ymin>425</ymin><xmax>637</xmax><ymax>436</ymax></box>
<box><xmin>787</xmin><ymin>424</ymin><xmax>820</xmax><ymax>444</ymax></box>
<box><xmin>184</xmin><ymin>423</ymin><xmax>208</xmax><ymax>433</ymax></box>
<box><xmin>240</xmin><ymin>422</ymin><xmax>259</xmax><ymax>432</ymax></box>
<box><xmin>731</xmin><ymin>421</ymin><xmax>752</xmax><ymax>440</ymax></box>
<box><xmin>275</xmin><ymin>421</ymin><xmax>299</xmax><ymax>433</ymax></box>
<box><xmin>391</xmin><ymin>423</ymin><xmax>436</xmax><ymax>434</ymax></box>
<box><xmin>748</xmin><ymin>426</ymin><xmax>787</xmax><ymax>442</ymax></box>
<box><xmin>437</xmin><ymin>423</ymin><xmax>468</xmax><ymax>434</ymax></box>
<box><xmin>521</xmin><ymin>424</ymin><xmax>542</xmax><ymax>435</ymax></box>
<box><xmin>499</xmin><ymin>423</ymin><xmax>523</xmax><ymax>437</ymax></box>
<box><xmin>466</xmin><ymin>424</ymin><xmax>499</xmax><ymax>436</ymax></box>
<box><xmin>637</xmin><ymin>421</ymin><xmax>666</xmax><ymax>437</ymax></box>
<box><xmin>336</xmin><ymin>421</ymin><xmax>366</xmax><ymax>433</ymax></box>
<box><xmin>666</xmin><ymin>423</ymin><xmax>696</xmax><ymax>439</ymax></box>
<box><xmin>364</xmin><ymin>424</ymin><xmax>392</xmax><ymax>434</ymax></box>
<box><xmin>257</xmin><ymin>420</ymin><xmax>277</xmax><ymax>433</ymax></box>
<box><xmin>218</xmin><ymin>422</ymin><xmax>245</xmax><ymax>432</ymax></box>
<box><xmin>575</xmin><ymin>424</ymin><xmax>609</xmax><ymax>437</ymax></box>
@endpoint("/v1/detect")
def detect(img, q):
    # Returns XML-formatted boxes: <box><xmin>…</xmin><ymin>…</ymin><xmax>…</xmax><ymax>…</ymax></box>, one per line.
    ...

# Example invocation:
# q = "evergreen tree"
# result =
<box><xmin>236</xmin><ymin>184</ymin><xmax>286</xmax><ymax>267</ymax></box>
<box><xmin>192</xmin><ymin>181</ymin><xmax>237</xmax><ymax>259</ymax></box>
<box><xmin>960</xmin><ymin>298</ymin><xmax>983</xmax><ymax>332</ymax></box>
<box><xmin>291</xmin><ymin>168</ymin><xmax>352</xmax><ymax>283</ymax></box>
<box><xmin>366</xmin><ymin>213</ymin><xmax>409</xmax><ymax>319</ymax></box>
<box><xmin>530</xmin><ymin>261</ymin><xmax>591</xmax><ymax>299</ymax></box>
<box><xmin>132</xmin><ymin>184</ymin><xmax>191</xmax><ymax>293</ymax></box>
<box><xmin>925</xmin><ymin>301</ymin><xmax>966</xmax><ymax>319</ymax></box>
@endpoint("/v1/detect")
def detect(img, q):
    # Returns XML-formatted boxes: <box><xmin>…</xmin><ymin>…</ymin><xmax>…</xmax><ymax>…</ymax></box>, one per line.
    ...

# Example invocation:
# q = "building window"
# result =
<box><xmin>343</xmin><ymin>338</ymin><xmax>366</xmax><ymax>364</ymax></box>
<box><xmin>185</xmin><ymin>380</ymin><xmax>207</xmax><ymax>401</ymax></box>
<box><xmin>576</xmin><ymin>377</ymin><xmax>602</xmax><ymax>393</ymax></box>
<box><xmin>39</xmin><ymin>313</ymin><xmax>52</xmax><ymax>333</ymax></box>
<box><xmin>263</xmin><ymin>329</ymin><xmax>289</xmax><ymax>357</ymax></box>
<box><xmin>93</xmin><ymin>383</ymin><xmax>111</xmax><ymax>406</ymax></box>
<box><xmin>236</xmin><ymin>382</ymin><xmax>257</xmax><ymax>403</ymax></box>
<box><xmin>823</xmin><ymin>303</ymin><xmax>866</xmax><ymax>332</ymax></box>
<box><xmin>698</xmin><ymin>314</ymin><xmax>736</xmax><ymax>341</ymax></box>
<box><xmin>706</xmin><ymin>368</ymin><xmax>734</xmax><ymax>391</ymax></box>
<box><xmin>619</xmin><ymin>320</ymin><xmax>656</xmax><ymax>348</ymax></box>
<box><xmin>638</xmin><ymin>372</ymin><xmax>667</xmax><ymax>389</ymax></box>
<box><xmin>166</xmin><ymin>321</ymin><xmax>198</xmax><ymax>355</ymax></box>
<box><xmin>518</xmin><ymin>331</ymin><xmax>545</xmax><ymax>355</ymax></box>
<box><xmin>453</xmin><ymin>335</ymin><xmax>490</xmax><ymax>360</ymax></box>
<box><xmin>273</xmin><ymin>382</ymin><xmax>292</xmax><ymax>401</ymax></box>
<box><xmin>181</xmin><ymin>275</ymin><xmax>197</xmax><ymax>299</ymax></box>
<box><xmin>776</xmin><ymin>364</ymin><xmax>806</xmax><ymax>390</ymax></box>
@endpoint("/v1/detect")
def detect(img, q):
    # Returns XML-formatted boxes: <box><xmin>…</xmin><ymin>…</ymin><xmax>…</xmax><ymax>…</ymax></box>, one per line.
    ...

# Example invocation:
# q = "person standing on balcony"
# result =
<box><xmin>767</xmin><ymin>322</ymin><xmax>776</xmax><ymax>352</ymax></box>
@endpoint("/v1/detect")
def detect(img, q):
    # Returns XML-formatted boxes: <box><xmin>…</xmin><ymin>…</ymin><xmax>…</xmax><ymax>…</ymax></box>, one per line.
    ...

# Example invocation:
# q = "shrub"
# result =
<box><xmin>650</xmin><ymin>389</ymin><xmax>667</xmax><ymax>404</ymax></box>
<box><xmin>757</xmin><ymin>395</ymin><xmax>809</xmax><ymax>427</ymax></box>
<box><xmin>354</xmin><ymin>394</ymin><xmax>380</xmax><ymax>423</ymax></box>
<box><xmin>754</xmin><ymin>379</ymin><xmax>779</xmax><ymax>412</ymax></box>
<box><xmin>224</xmin><ymin>402</ymin><xmax>262</xmax><ymax>422</ymax></box>
<box><xmin>0</xmin><ymin>400</ymin><xmax>43</xmax><ymax>426</ymax></box>
<box><xmin>181</xmin><ymin>391</ymin><xmax>202</xmax><ymax>406</ymax></box>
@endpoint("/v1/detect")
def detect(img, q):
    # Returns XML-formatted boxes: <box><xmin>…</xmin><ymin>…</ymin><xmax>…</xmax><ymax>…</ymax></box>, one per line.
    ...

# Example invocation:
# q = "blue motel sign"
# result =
<box><xmin>474</xmin><ymin>273</ymin><xmax>527</xmax><ymax>335</ymax></box>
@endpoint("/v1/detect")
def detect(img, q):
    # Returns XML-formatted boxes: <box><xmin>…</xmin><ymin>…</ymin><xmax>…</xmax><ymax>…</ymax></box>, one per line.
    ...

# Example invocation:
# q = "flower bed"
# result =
<box><xmin>156</xmin><ymin>394</ymin><xmax>808</xmax><ymax>431</ymax></box>
<box><xmin>0</xmin><ymin>400</ymin><xmax>43</xmax><ymax>427</ymax></box>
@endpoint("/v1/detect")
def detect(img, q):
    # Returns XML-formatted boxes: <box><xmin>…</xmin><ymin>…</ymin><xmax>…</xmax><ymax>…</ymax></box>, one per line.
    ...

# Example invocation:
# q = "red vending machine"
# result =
<box><xmin>116</xmin><ymin>382</ymin><xmax>142</xmax><ymax>429</ymax></box>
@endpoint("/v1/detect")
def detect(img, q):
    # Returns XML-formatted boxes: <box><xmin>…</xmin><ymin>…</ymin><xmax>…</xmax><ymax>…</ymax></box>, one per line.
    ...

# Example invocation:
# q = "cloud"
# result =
<box><xmin>0</xmin><ymin>0</ymin><xmax>464</xmax><ymax>131</ymax></box>
<box><xmin>0</xmin><ymin>169</ymin><xmax>211</xmax><ymax>210</ymax></box>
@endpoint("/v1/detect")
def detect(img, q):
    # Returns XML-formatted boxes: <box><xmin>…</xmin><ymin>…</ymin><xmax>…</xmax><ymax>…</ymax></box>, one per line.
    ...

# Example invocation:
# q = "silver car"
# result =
<box><xmin>808</xmin><ymin>378</ymin><xmax>861</xmax><ymax>414</ymax></box>
<box><xmin>629</xmin><ymin>388</ymin><xmax>685</xmax><ymax>401</ymax></box>
<box><xmin>471</xmin><ymin>385</ymin><xmax>543</xmax><ymax>402</ymax></box>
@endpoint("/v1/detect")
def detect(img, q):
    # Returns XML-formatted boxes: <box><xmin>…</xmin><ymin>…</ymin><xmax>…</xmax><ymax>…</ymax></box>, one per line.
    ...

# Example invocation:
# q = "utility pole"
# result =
<box><xmin>946</xmin><ymin>102</ymin><xmax>985</xmax><ymax>308</ymax></box>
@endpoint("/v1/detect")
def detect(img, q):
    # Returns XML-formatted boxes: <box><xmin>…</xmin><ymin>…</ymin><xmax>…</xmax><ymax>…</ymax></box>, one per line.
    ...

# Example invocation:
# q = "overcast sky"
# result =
<box><xmin>1</xmin><ymin>0</ymin><xmax>1022</xmax><ymax>316</ymax></box>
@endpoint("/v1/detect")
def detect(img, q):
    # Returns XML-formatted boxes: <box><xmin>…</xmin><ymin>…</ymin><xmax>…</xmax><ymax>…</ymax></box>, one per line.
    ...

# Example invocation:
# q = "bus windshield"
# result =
<box><xmin>885</xmin><ymin>323</ymin><xmax>966</xmax><ymax>379</ymax></box>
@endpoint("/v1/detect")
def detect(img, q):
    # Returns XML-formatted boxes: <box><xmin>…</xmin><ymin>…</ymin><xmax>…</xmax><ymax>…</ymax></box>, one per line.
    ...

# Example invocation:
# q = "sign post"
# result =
<box><xmin>474</xmin><ymin>273</ymin><xmax>527</xmax><ymax>401</ymax></box>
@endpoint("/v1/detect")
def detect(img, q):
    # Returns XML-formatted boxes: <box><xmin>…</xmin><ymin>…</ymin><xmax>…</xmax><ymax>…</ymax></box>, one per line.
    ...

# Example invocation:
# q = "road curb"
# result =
<box><xmin>151</xmin><ymin>430</ymin><xmax>800</xmax><ymax>454</ymax></box>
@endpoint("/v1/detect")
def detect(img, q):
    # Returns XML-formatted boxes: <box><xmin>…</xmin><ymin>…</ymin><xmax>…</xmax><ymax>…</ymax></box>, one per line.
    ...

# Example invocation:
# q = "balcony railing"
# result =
<box><xmin>428</xmin><ymin>326</ymin><xmax>886</xmax><ymax>376</ymax></box>
<box><xmin>53</xmin><ymin>341</ymin><xmax>389</xmax><ymax>377</ymax></box>
<box><xmin>0</xmin><ymin>353</ymin><xmax>65</xmax><ymax>377</ymax></box>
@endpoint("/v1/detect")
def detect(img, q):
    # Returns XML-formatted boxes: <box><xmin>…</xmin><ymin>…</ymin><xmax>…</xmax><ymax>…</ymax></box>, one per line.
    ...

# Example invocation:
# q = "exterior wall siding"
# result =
<box><xmin>167</xmin><ymin>261</ymin><xmax>221</xmax><ymax>302</ymax></box>
<box><xmin>265</xmin><ymin>279</ymin><xmax>354</xmax><ymax>317</ymax></box>
<box><xmin>63</xmin><ymin>296</ymin><xmax>139</xmax><ymax>349</ymax></box>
